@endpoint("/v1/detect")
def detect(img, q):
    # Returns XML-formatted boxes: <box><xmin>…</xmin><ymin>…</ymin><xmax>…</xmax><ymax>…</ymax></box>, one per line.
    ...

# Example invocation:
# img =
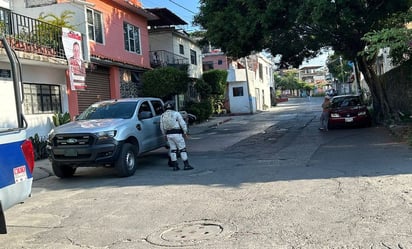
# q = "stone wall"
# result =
<box><xmin>381</xmin><ymin>60</ymin><xmax>412</xmax><ymax>115</ymax></box>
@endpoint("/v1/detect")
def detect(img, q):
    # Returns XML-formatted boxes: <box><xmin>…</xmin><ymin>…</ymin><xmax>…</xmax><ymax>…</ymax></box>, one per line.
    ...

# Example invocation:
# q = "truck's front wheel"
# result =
<box><xmin>52</xmin><ymin>162</ymin><xmax>76</xmax><ymax>178</ymax></box>
<box><xmin>115</xmin><ymin>143</ymin><xmax>138</xmax><ymax>177</ymax></box>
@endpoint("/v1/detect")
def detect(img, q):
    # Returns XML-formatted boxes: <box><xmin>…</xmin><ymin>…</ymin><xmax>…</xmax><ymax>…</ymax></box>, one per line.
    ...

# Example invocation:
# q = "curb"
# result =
<box><xmin>207</xmin><ymin>117</ymin><xmax>233</xmax><ymax>128</ymax></box>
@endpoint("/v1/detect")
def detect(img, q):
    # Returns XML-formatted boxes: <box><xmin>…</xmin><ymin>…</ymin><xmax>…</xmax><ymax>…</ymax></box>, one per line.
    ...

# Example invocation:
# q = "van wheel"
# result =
<box><xmin>115</xmin><ymin>143</ymin><xmax>138</xmax><ymax>177</ymax></box>
<box><xmin>52</xmin><ymin>162</ymin><xmax>76</xmax><ymax>178</ymax></box>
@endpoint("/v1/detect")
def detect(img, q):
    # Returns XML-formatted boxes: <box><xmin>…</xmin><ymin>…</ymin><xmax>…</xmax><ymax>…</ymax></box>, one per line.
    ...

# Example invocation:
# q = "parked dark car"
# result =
<box><xmin>328</xmin><ymin>95</ymin><xmax>372</xmax><ymax>129</ymax></box>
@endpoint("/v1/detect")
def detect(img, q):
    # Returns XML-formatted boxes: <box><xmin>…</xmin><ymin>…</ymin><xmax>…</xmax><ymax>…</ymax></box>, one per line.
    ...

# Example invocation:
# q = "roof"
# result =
<box><xmin>112</xmin><ymin>0</ymin><xmax>158</xmax><ymax>20</ymax></box>
<box><xmin>145</xmin><ymin>8</ymin><xmax>187</xmax><ymax>27</ymax></box>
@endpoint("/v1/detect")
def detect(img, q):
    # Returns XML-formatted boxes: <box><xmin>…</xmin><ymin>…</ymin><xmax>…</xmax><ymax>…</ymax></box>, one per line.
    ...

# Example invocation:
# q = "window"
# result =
<box><xmin>203</xmin><ymin>61</ymin><xmax>213</xmax><ymax>71</ymax></box>
<box><xmin>151</xmin><ymin>100</ymin><xmax>164</xmax><ymax>116</ymax></box>
<box><xmin>190</xmin><ymin>49</ymin><xmax>197</xmax><ymax>65</ymax></box>
<box><xmin>258</xmin><ymin>63</ymin><xmax>263</xmax><ymax>80</ymax></box>
<box><xmin>23</xmin><ymin>83</ymin><xmax>61</xmax><ymax>114</ymax></box>
<box><xmin>87</xmin><ymin>9</ymin><xmax>103</xmax><ymax>43</ymax></box>
<box><xmin>123</xmin><ymin>22</ymin><xmax>141</xmax><ymax>54</ymax></box>
<box><xmin>218</xmin><ymin>60</ymin><xmax>223</xmax><ymax>65</ymax></box>
<box><xmin>179</xmin><ymin>44</ymin><xmax>184</xmax><ymax>55</ymax></box>
<box><xmin>233</xmin><ymin>87</ymin><xmax>244</xmax><ymax>97</ymax></box>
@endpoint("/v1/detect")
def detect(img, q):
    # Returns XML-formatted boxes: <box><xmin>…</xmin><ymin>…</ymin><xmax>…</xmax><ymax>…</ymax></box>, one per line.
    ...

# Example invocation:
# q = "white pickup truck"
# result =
<box><xmin>47</xmin><ymin>98</ymin><xmax>167</xmax><ymax>178</ymax></box>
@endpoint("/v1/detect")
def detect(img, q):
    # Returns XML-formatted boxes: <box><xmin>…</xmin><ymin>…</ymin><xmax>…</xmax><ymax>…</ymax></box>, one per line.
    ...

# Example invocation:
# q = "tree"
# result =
<box><xmin>195</xmin><ymin>0</ymin><xmax>412</xmax><ymax>122</ymax></box>
<box><xmin>141</xmin><ymin>67</ymin><xmax>189</xmax><ymax>99</ymax></box>
<box><xmin>361</xmin><ymin>10</ymin><xmax>412</xmax><ymax>66</ymax></box>
<box><xmin>326</xmin><ymin>55</ymin><xmax>353</xmax><ymax>86</ymax></box>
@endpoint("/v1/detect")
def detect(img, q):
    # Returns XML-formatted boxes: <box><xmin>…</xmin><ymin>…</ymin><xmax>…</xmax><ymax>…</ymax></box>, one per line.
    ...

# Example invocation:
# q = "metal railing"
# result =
<box><xmin>0</xmin><ymin>7</ymin><xmax>66</xmax><ymax>59</ymax></box>
<box><xmin>149</xmin><ymin>50</ymin><xmax>189</xmax><ymax>68</ymax></box>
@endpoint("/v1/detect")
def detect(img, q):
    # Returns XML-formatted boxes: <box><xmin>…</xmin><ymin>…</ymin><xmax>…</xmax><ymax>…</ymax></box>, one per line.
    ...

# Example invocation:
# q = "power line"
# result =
<box><xmin>168</xmin><ymin>0</ymin><xmax>197</xmax><ymax>15</ymax></box>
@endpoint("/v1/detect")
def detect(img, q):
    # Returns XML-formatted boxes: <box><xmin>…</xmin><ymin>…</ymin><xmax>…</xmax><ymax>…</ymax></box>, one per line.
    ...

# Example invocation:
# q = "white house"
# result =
<box><xmin>227</xmin><ymin>53</ymin><xmax>274</xmax><ymax>114</ymax></box>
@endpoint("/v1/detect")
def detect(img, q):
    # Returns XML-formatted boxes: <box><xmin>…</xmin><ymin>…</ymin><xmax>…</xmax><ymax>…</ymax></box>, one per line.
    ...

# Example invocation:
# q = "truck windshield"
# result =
<box><xmin>77</xmin><ymin>101</ymin><xmax>138</xmax><ymax>120</ymax></box>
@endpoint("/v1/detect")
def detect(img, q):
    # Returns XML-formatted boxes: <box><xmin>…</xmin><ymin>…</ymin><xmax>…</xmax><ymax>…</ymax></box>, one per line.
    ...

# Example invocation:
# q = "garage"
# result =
<box><xmin>77</xmin><ymin>66</ymin><xmax>111</xmax><ymax>113</ymax></box>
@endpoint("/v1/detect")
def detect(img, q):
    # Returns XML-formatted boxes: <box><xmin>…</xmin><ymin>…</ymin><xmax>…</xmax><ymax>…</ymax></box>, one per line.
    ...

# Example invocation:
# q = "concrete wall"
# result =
<box><xmin>228</xmin><ymin>81</ymin><xmax>251</xmax><ymax>114</ymax></box>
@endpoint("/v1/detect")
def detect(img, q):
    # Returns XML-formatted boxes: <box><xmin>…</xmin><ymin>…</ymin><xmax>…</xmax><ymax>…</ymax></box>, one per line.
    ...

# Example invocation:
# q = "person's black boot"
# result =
<box><xmin>172</xmin><ymin>161</ymin><xmax>180</xmax><ymax>171</ymax></box>
<box><xmin>183</xmin><ymin>160</ymin><xmax>194</xmax><ymax>170</ymax></box>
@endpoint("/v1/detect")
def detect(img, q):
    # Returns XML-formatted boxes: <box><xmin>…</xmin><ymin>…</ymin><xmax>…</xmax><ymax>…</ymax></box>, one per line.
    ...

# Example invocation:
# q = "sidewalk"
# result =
<box><xmin>32</xmin><ymin>115</ymin><xmax>234</xmax><ymax>181</ymax></box>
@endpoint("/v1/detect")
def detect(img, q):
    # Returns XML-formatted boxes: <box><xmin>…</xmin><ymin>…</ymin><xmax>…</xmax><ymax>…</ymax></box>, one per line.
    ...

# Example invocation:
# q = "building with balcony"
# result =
<box><xmin>146</xmin><ymin>8</ymin><xmax>202</xmax><ymax>79</ymax></box>
<box><xmin>146</xmin><ymin>8</ymin><xmax>202</xmax><ymax>107</ymax></box>
<box><xmin>0</xmin><ymin>3</ymin><xmax>69</xmax><ymax>138</ymax></box>
<box><xmin>7</xmin><ymin>0</ymin><xmax>157</xmax><ymax>138</ymax></box>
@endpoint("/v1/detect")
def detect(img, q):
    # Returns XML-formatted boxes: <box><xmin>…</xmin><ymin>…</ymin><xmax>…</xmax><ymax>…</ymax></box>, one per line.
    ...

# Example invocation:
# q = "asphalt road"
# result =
<box><xmin>1</xmin><ymin>97</ymin><xmax>412</xmax><ymax>248</ymax></box>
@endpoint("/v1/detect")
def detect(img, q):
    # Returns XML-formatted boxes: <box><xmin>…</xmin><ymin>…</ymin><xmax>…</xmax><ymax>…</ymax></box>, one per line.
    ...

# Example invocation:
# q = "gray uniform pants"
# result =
<box><xmin>167</xmin><ymin>133</ymin><xmax>188</xmax><ymax>161</ymax></box>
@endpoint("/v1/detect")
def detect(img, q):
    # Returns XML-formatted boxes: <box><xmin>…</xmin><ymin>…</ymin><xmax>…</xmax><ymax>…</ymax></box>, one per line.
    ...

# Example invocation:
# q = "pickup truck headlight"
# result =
<box><xmin>48</xmin><ymin>129</ymin><xmax>55</xmax><ymax>141</ymax></box>
<box><xmin>96</xmin><ymin>130</ymin><xmax>117</xmax><ymax>140</ymax></box>
<box><xmin>330</xmin><ymin>113</ymin><xmax>340</xmax><ymax>118</ymax></box>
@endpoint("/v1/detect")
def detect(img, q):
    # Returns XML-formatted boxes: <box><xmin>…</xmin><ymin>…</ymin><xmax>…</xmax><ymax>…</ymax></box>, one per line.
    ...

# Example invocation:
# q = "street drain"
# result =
<box><xmin>145</xmin><ymin>219</ymin><xmax>236</xmax><ymax>247</ymax></box>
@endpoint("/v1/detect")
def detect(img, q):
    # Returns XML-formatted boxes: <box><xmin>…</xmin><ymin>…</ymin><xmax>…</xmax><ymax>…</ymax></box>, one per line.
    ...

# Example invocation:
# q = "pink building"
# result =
<box><xmin>202</xmin><ymin>50</ymin><xmax>230</xmax><ymax>71</ymax></box>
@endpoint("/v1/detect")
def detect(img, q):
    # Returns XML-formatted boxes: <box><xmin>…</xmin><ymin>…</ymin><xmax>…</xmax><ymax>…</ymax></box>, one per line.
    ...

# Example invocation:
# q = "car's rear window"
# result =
<box><xmin>77</xmin><ymin>101</ymin><xmax>138</xmax><ymax>120</ymax></box>
<box><xmin>331</xmin><ymin>96</ymin><xmax>361</xmax><ymax>108</ymax></box>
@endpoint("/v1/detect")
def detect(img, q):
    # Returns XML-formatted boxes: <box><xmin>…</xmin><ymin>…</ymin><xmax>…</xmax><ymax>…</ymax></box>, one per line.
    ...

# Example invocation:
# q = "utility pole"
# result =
<box><xmin>244</xmin><ymin>56</ymin><xmax>253</xmax><ymax>114</ymax></box>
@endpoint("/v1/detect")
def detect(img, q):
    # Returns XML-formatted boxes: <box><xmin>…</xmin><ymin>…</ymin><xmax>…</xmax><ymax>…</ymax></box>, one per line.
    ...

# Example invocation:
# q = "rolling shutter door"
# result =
<box><xmin>77</xmin><ymin>67</ymin><xmax>111</xmax><ymax>113</ymax></box>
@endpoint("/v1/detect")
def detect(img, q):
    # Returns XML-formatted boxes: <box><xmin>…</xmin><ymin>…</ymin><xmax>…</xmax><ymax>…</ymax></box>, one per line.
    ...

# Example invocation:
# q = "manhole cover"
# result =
<box><xmin>145</xmin><ymin>219</ymin><xmax>236</xmax><ymax>247</ymax></box>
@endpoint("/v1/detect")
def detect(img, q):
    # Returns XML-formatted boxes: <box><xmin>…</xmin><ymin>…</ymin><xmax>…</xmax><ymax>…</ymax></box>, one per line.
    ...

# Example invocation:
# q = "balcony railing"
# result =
<box><xmin>0</xmin><ymin>7</ymin><xmax>66</xmax><ymax>59</ymax></box>
<box><xmin>149</xmin><ymin>50</ymin><xmax>189</xmax><ymax>68</ymax></box>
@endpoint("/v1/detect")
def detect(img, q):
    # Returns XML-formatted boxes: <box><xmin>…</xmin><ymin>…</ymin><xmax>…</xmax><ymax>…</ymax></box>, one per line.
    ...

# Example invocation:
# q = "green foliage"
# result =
<box><xmin>29</xmin><ymin>133</ymin><xmax>48</xmax><ymax>160</ymax></box>
<box><xmin>361</xmin><ymin>27</ymin><xmax>412</xmax><ymax>66</ymax></box>
<box><xmin>360</xmin><ymin>9</ymin><xmax>412</xmax><ymax>65</ymax></box>
<box><xmin>275</xmin><ymin>71</ymin><xmax>301</xmax><ymax>90</ymax></box>
<box><xmin>185</xmin><ymin>100</ymin><xmax>213</xmax><ymax>122</ymax></box>
<box><xmin>202</xmin><ymin>69</ymin><xmax>228</xmax><ymax>95</ymax></box>
<box><xmin>52</xmin><ymin>112</ymin><xmax>71</xmax><ymax>127</ymax></box>
<box><xmin>194</xmin><ymin>78</ymin><xmax>212</xmax><ymax>99</ymax></box>
<box><xmin>195</xmin><ymin>1</ymin><xmax>410</xmax><ymax>65</ymax></box>
<box><xmin>326</xmin><ymin>55</ymin><xmax>353</xmax><ymax>83</ymax></box>
<box><xmin>142</xmin><ymin>67</ymin><xmax>189</xmax><ymax>98</ymax></box>
<box><xmin>38</xmin><ymin>10</ymin><xmax>76</xmax><ymax>29</ymax></box>
<box><xmin>36</xmin><ymin>10</ymin><xmax>76</xmax><ymax>48</ymax></box>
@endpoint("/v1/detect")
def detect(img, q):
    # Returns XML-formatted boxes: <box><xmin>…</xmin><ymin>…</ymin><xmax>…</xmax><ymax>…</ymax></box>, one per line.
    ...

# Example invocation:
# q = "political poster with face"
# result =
<box><xmin>62</xmin><ymin>27</ymin><xmax>86</xmax><ymax>90</ymax></box>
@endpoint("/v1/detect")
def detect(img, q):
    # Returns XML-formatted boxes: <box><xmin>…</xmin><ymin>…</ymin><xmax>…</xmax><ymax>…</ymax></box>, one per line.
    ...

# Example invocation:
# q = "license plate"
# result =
<box><xmin>345</xmin><ymin>117</ymin><xmax>354</xmax><ymax>122</ymax></box>
<box><xmin>64</xmin><ymin>149</ymin><xmax>78</xmax><ymax>157</ymax></box>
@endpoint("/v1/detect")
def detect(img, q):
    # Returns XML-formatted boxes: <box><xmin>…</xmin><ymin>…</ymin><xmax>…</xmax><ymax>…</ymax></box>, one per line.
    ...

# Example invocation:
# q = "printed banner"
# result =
<box><xmin>62</xmin><ymin>27</ymin><xmax>86</xmax><ymax>90</ymax></box>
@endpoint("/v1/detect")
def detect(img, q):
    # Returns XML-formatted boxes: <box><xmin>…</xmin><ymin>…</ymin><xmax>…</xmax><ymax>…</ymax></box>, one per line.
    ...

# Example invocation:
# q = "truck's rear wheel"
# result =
<box><xmin>115</xmin><ymin>143</ymin><xmax>138</xmax><ymax>177</ymax></box>
<box><xmin>52</xmin><ymin>162</ymin><xmax>76</xmax><ymax>178</ymax></box>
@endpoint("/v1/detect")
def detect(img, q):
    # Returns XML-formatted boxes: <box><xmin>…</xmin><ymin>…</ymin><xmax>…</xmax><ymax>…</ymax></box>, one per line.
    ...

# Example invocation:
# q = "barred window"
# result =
<box><xmin>23</xmin><ymin>83</ymin><xmax>62</xmax><ymax>114</ymax></box>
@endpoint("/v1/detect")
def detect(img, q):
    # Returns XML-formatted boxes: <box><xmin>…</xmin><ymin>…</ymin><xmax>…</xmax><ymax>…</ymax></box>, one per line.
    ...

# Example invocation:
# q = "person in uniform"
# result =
<box><xmin>160</xmin><ymin>102</ymin><xmax>194</xmax><ymax>171</ymax></box>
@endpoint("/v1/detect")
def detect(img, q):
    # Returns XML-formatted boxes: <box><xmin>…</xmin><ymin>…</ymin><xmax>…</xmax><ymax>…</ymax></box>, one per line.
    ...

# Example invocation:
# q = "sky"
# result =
<box><xmin>141</xmin><ymin>0</ymin><xmax>201</xmax><ymax>32</ymax></box>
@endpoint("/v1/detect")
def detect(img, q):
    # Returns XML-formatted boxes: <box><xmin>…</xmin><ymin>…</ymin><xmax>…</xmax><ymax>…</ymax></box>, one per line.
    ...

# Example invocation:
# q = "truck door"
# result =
<box><xmin>0</xmin><ymin>36</ymin><xmax>35</xmax><ymax>234</ymax></box>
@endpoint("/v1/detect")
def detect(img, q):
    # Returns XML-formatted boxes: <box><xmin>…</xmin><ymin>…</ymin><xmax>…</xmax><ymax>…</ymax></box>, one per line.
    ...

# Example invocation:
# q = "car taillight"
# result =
<box><xmin>21</xmin><ymin>139</ymin><xmax>35</xmax><ymax>174</ymax></box>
